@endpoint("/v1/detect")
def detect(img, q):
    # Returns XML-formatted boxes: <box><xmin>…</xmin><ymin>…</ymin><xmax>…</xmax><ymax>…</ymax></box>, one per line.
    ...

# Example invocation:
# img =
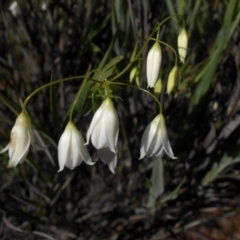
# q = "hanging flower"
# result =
<box><xmin>177</xmin><ymin>28</ymin><xmax>188</xmax><ymax>63</ymax></box>
<box><xmin>139</xmin><ymin>113</ymin><xmax>176</xmax><ymax>159</ymax></box>
<box><xmin>0</xmin><ymin>112</ymin><xmax>34</xmax><ymax>167</ymax></box>
<box><xmin>58</xmin><ymin>121</ymin><xmax>94</xmax><ymax>171</ymax></box>
<box><xmin>86</xmin><ymin>98</ymin><xmax>119</xmax><ymax>173</ymax></box>
<box><xmin>9</xmin><ymin>1</ymin><xmax>21</xmax><ymax>17</ymax></box>
<box><xmin>146</xmin><ymin>41</ymin><xmax>162</xmax><ymax>88</ymax></box>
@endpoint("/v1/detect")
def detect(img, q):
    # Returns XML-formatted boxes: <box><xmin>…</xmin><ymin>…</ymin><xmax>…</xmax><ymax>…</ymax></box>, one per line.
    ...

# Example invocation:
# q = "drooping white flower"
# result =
<box><xmin>0</xmin><ymin>112</ymin><xmax>34</xmax><ymax>167</ymax></box>
<box><xmin>177</xmin><ymin>28</ymin><xmax>188</xmax><ymax>63</ymax></box>
<box><xmin>146</xmin><ymin>41</ymin><xmax>162</xmax><ymax>88</ymax></box>
<box><xmin>58</xmin><ymin>121</ymin><xmax>93</xmax><ymax>171</ymax></box>
<box><xmin>9</xmin><ymin>1</ymin><xmax>21</xmax><ymax>17</ymax></box>
<box><xmin>86</xmin><ymin>98</ymin><xmax>119</xmax><ymax>173</ymax></box>
<box><xmin>139</xmin><ymin>113</ymin><xmax>176</xmax><ymax>159</ymax></box>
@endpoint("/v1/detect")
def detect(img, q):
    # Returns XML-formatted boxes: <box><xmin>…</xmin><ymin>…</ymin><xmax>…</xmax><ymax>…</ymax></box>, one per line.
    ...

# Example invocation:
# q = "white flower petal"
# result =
<box><xmin>161</xmin><ymin>128</ymin><xmax>176</xmax><ymax>159</ymax></box>
<box><xmin>139</xmin><ymin>114</ymin><xmax>176</xmax><ymax>159</ymax></box>
<box><xmin>1</xmin><ymin>112</ymin><xmax>33</xmax><ymax>167</ymax></box>
<box><xmin>86</xmin><ymin>106</ymin><xmax>104</xmax><ymax>145</ymax></box>
<box><xmin>139</xmin><ymin>115</ymin><xmax>159</xmax><ymax>159</ymax></box>
<box><xmin>98</xmin><ymin>147</ymin><xmax>117</xmax><ymax>174</ymax></box>
<box><xmin>91</xmin><ymin>119</ymin><xmax>108</xmax><ymax>149</ymax></box>
<box><xmin>76</xmin><ymin>130</ymin><xmax>94</xmax><ymax>166</ymax></box>
<box><xmin>0</xmin><ymin>144</ymin><xmax>9</xmax><ymax>154</ymax></box>
<box><xmin>108</xmin><ymin>156</ymin><xmax>117</xmax><ymax>174</ymax></box>
<box><xmin>58</xmin><ymin>122</ymin><xmax>93</xmax><ymax>171</ymax></box>
<box><xmin>8</xmin><ymin>130</ymin><xmax>31</xmax><ymax>167</ymax></box>
<box><xmin>105</xmin><ymin>100</ymin><xmax>119</xmax><ymax>153</ymax></box>
<box><xmin>58</xmin><ymin>128</ymin><xmax>72</xmax><ymax>171</ymax></box>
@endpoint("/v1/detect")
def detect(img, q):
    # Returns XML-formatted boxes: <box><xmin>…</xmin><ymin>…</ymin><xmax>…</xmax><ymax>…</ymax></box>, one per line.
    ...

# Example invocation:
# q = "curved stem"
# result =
<box><xmin>22</xmin><ymin>75</ymin><xmax>86</xmax><ymax>112</ymax></box>
<box><xmin>111</xmin><ymin>23</ymin><xmax>159</xmax><ymax>81</ymax></box>
<box><xmin>69</xmin><ymin>77</ymin><xmax>88</xmax><ymax>121</ymax></box>
<box><xmin>158</xmin><ymin>14</ymin><xmax>184</xmax><ymax>28</ymax></box>
<box><xmin>111</xmin><ymin>15</ymin><xmax>183</xmax><ymax>82</ymax></box>
<box><xmin>150</xmin><ymin>37</ymin><xmax>179</xmax><ymax>66</ymax></box>
<box><xmin>114</xmin><ymin>82</ymin><xmax>162</xmax><ymax>113</ymax></box>
<box><xmin>158</xmin><ymin>40</ymin><xmax>178</xmax><ymax>66</ymax></box>
<box><xmin>88</xmin><ymin>78</ymin><xmax>162</xmax><ymax>113</ymax></box>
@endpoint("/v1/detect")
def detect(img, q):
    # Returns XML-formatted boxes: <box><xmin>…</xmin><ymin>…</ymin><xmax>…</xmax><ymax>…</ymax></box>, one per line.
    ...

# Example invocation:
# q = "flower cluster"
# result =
<box><xmin>0</xmin><ymin>102</ymin><xmax>176</xmax><ymax>174</ymax></box>
<box><xmin>146</xmin><ymin>27</ymin><xmax>188</xmax><ymax>93</ymax></box>
<box><xmin>0</xmin><ymin>19</ymin><xmax>188</xmax><ymax>174</ymax></box>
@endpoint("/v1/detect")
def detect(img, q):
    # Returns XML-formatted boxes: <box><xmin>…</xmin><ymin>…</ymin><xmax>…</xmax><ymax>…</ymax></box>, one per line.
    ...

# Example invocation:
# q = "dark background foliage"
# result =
<box><xmin>0</xmin><ymin>0</ymin><xmax>240</xmax><ymax>239</ymax></box>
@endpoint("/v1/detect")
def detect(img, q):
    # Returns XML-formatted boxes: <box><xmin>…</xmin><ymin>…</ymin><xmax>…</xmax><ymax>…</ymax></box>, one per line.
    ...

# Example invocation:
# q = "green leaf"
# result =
<box><xmin>201</xmin><ymin>155</ymin><xmax>240</xmax><ymax>186</ymax></box>
<box><xmin>160</xmin><ymin>177</ymin><xmax>186</xmax><ymax>204</ymax></box>
<box><xmin>101</xmin><ymin>56</ymin><xmax>123</xmax><ymax>72</ymax></box>
<box><xmin>64</xmin><ymin>30</ymin><xmax>119</xmax><ymax>122</ymax></box>
<box><xmin>188</xmin><ymin>1</ymin><xmax>240</xmax><ymax>114</ymax></box>
<box><xmin>0</xmin><ymin>93</ymin><xmax>20</xmax><ymax>115</ymax></box>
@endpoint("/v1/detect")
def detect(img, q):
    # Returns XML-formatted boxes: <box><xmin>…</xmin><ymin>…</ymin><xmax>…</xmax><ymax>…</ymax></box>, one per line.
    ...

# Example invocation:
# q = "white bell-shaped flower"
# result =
<box><xmin>139</xmin><ymin>113</ymin><xmax>176</xmax><ymax>159</ymax></box>
<box><xmin>146</xmin><ymin>41</ymin><xmax>162</xmax><ymax>88</ymax></box>
<box><xmin>58</xmin><ymin>121</ymin><xmax>93</xmax><ymax>171</ymax></box>
<box><xmin>0</xmin><ymin>112</ymin><xmax>34</xmax><ymax>167</ymax></box>
<box><xmin>9</xmin><ymin>1</ymin><xmax>21</xmax><ymax>17</ymax></box>
<box><xmin>86</xmin><ymin>98</ymin><xmax>119</xmax><ymax>173</ymax></box>
<box><xmin>177</xmin><ymin>28</ymin><xmax>188</xmax><ymax>63</ymax></box>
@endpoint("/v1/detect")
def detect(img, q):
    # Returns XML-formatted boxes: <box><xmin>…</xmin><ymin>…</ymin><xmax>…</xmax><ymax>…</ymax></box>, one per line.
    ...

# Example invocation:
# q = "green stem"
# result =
<box><xmin>158</xmin><ymin>40</ymin><xmax>178</xmax><ymax>66</ymax></box>
<box><xmin>22</xmin><ymin>75</ymin><xmax>86</xmax><ymax>112</ymax></box>
<box><xmin>111</xmin><ymin>15</ymin><xmax>183</xmax><ymax>82</ymax></box>
<box><xmin>69</xmin><ymin>77</ymin><xmax>88</xmax><ymax>121</ymax></box>
<box><xmin>111</xmin><ymin>22</ymin><xmax>159</xmax><ymax>81</ymax></box>
<box><xmin>158</xmin><ymin>14</ymin><xmax>184</xmax><ymax>28</ymax></box>
<box><xmin>149</xmin><ymin>37</ymin><xmax>178</xmax><ymax>66</ymax></box>
<box><xmin>112</xmin><ymin>82</ymin><xmax>162</xmax><ymax>113</ymax></box>
<box><xmin>88</xmin><ymin>78</ymin><xmax>162</xmax><ymax>113</ymax></box>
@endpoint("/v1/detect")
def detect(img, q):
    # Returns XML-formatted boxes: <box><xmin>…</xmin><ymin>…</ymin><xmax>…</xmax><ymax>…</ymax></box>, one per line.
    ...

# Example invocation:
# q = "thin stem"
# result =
<box><xmin>113</xmin><ymin>82</ymin><xmax>162</xmax><ymax>113</ymax></box>
<box><xmin>69</xmin><ymin>77</ymin><xmax>88</xmax><ymax>121</ymax></box>
<box><xmin>158</xmin><ymin>14</ymin><xmax>184</xmax><ymax>28</ymax></box>
<box><xmin>88</xmin><ymin>78</ymin><xmax>162</xmax><ymax>113</ymax></box>
<box><xmin>111</xmin><ymin>15</ymin><xmax>183</xmax><ymax>82</ymax></box>
<box><xmin>22</xmin><ymin>75</ymin><xmax>86</xmax><ymax>112</ymax></box>
<box><xmin>158</xmin><ymin>40</ymin><xmax>178</xmax><ymax>66</ymax></box>
<box><xmin>111</xmin><ymin>23</ymin><xmax>159</xmax><ymax>81</ymax></box>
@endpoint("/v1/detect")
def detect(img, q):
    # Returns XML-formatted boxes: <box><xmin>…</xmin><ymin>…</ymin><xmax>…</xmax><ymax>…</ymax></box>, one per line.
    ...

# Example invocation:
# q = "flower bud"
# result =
<box><xmin>166</xmin><ymin>66</ymin><xmax>178</xmax><ymax>94</ymax></box>
<box><xmin>178</xmin><ymin>28</ymin><xmax>188</xmax><ymax>63</ymax></box>
<box><xmin>146</xmin><ymin>41</ymin><xmax>162</xmax><ymax>88</ymax></box>
<box><xmin>130</xmin><ymin>67</ymin><xmax>138</xmax><ymax>84</ymax></box>
<box><xmin>0</xmin><ymin>112</ymin><xmax>34</xmax><ymax>167</ymax></box>
<box><xmin>154</xmin><ymin>78</ymin><xmax>163</xmax><ymax>96</ymax></box>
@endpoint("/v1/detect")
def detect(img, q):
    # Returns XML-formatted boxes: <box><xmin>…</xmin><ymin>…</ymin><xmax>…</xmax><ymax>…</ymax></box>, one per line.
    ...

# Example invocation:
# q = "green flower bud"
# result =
<box><xmin>178</xmin><ymin>28</ymin><xmax>188</xmax><ymax>63</ymax></box>
<box><xmin>167</xmin><ymin>66</ymin><xmax>178</xmax><ymax>94</ymax></box>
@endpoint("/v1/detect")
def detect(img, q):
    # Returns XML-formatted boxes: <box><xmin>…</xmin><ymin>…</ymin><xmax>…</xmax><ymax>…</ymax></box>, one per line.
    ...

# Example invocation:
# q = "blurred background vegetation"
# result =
<box><xmin>1</xmin><ymin>0</ymin><xmax>240</xmax><ymax>239</ymax></box>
